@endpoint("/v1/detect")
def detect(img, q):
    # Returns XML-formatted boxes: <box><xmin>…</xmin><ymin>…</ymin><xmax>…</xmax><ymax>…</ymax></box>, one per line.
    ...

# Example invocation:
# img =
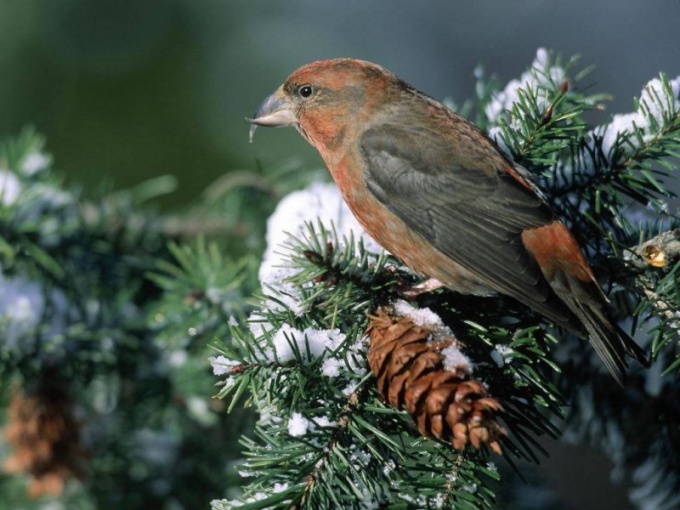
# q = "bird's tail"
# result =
<box><xmin>562</xmin><ymin>289</ymin><xmax>649</xmax><ymax>386</ymax></box>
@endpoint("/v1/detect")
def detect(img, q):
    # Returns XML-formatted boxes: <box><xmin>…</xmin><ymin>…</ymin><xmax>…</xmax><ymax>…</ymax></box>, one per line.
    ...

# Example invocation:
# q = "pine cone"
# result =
<box><xmin>2</xmin><ymin>382</ymin><xmax>86</xmax><ymax>498</ymax></box>
<box><xmin>367</xmin><ymin>307</ymin><xmax>505</xmax><ymax>454</ymax></box>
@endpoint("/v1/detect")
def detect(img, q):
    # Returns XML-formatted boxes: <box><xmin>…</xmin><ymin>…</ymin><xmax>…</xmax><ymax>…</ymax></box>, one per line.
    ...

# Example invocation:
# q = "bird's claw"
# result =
<box><xmin>399</xmin><ymin>278</ymin><xmax>444</xmax><ymax>299</ymax></box>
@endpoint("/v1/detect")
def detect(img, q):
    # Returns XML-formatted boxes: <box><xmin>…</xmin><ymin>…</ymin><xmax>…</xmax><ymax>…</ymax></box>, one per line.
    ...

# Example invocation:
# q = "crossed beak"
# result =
<box><xmin>247</xmin><ymin>88</ymin><xmax>297</xmax><ymax>142</ymax></box>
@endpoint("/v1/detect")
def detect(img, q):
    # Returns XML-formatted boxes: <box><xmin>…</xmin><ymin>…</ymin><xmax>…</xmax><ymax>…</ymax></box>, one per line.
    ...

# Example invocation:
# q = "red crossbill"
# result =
<box><xmin>248</xmin><ymin>58</ymin><xmax>647</xmax><ymax>385</ymax></box>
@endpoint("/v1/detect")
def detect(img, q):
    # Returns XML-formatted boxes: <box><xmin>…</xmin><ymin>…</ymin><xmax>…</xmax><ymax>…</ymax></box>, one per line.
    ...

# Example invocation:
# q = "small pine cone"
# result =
<box><xmin>367</xmin><ymin>307</ymin><xmax>505</xmax><ymax>454</ymax></box>
<box><xmin>2</xmin><ymin>382</ymin><xmax>87</xmax><ymax>498</ymax></box>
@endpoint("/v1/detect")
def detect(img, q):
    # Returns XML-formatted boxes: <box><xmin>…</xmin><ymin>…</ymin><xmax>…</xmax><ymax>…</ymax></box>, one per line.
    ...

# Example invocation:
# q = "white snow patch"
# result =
<box><xmin>272</xmin><ymin>482</ymin><xmax>289</xmax><ymax>493</ymax></box>
<box><xmin>270</xmin><ymin>324</ymin><xmax>346</xmax><ymax>363</ymax></box>
<box><xmin>342</xmin><ymin>381</ymin><xmax>359</xmax><ymax>396</ymax></box>
<box><xmin>312</xmin><ymin>415</ymin><xmax>334</xmax><ymax>428</ymax></box>
<box><xmin>257</xmin><ymin>182</ymin><xmax>386</xmax><ymax>318</ymax></box>
<box><xmin>441</xmin><ymin>344</ymin><xmax>472</xmax><ymax>374</ymax></box>
<box><xmin>259</xmin><ymin>181</ymin><xmax>383</xmax><ymax>288</ymax></box>
<box><xmin>0</xmin><ymin>169</ymin><xmax>21</xmax><ymax>206</ymax></box>
<box><xmin>350</xmin><ymin>448</ymin><xmax>372</xmax><ymax>467</ymax></box>
<box><xmin>209</xmin><ymin>355</ymin><xmax>239</xmax><ymax>376</ymax></box>
<box><xmin>640</xmin><ymin>76</ymin><xmax>680</xmax><ymax>125</ymax></box>
<box><xmin>288</xmin><ymin>412</ymin><xmax>309</xmax><ymax>437</ymax></box>
<box><xmin>0</xmin><ymin>270</ymin><xmax>73</xmax><ymax>354</ymax></box>
<box><xmin>168</xmin><ymin>349</ymin><xmax>188</xmax><ymax>367</ymax></box>
<box><xmin>485</xmin><ymin>48</ymin><xmax>565</xmax><ymax>125</ymax></box>
<box><xmin>321</xmin><ymin>357</ymin><xmax>343</xmax><ymax>377</ymax></box>
<box><xmin>592</xmin><ymin>75</ymin><xmax>680</xmax><ymax>158</ymax></box>
<box><xmin>383</xmin><ymin>459</ymin><xmax>396</xmax><ymax>476</ymax></box>
<box><xmin>490</xmin><ymin>344</ymin><xmax>515</xmax><ymax>367</ymax></box>
<box><xmin>21</xmin><ymin>152</ymin><xmax>50</xmax><ymax>175</ymax></box>
<box><xmin>393</xmin><ymin>300</ymin><xmax>443</xmax><ymax>329</ymax></box>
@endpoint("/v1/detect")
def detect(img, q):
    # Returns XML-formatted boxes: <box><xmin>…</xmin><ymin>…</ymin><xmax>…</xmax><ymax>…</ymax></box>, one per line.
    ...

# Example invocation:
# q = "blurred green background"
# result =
<box><xmin>1</xmin><ymin>0</ymin><xmax>679</xmax><ymax>207</ymax></box>
<box><xmin>1</xmin><ymin>1</ymin><xmax>679</xmax><ymax>508</ymax></box>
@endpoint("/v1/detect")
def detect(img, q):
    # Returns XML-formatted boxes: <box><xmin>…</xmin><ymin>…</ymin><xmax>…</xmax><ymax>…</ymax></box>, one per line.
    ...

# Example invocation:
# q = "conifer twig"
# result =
<box><xmin>626</xmin><ymin>229</ymin><xmax>680</xmax><ymax>269</ymax></box>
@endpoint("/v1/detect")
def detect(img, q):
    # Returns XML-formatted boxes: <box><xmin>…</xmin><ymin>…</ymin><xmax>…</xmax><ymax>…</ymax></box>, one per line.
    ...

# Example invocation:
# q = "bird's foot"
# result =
<box><xmin>399</xmin><ymin>278</ymin><xmax>444</xmax><ymax>299</ymax></box>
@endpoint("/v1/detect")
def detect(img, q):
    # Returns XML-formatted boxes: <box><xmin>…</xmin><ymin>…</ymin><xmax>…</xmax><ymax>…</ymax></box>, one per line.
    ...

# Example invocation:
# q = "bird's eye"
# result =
<box><xmin>298</xmin><ymin>85</ymin><xmax>313</xmax><ymax>98</ymax></box>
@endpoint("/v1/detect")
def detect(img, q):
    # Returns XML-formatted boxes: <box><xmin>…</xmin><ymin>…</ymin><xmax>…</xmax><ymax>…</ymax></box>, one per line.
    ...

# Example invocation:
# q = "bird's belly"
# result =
<box><xmin>344</xmin><ymin>193</ymin><xmax>494</xmax><ymax>296</ymax></box>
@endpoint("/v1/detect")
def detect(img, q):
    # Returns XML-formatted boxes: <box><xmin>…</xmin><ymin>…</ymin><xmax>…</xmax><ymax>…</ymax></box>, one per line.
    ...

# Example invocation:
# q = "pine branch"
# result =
<box><xmin>627</xmin><ymin>228</ymin><xmax>680</xmax><ymax>270</ymax></box>
<box><xmin>210</xmin><ymin>215</ymin><xmax>563</xmax><ymax>509</ymax></box>
<box><xmin>0</xmin><ymin>128</ymin><xmax>257</xmax><ymax>507</ymax></box>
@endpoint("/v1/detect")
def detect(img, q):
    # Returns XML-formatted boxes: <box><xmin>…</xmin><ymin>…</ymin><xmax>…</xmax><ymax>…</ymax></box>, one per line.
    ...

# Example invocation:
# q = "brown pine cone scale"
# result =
<box><xmin>367</xmin><ymin>307</ymin><xmax>505</xmax><ymax>454</ymax></box>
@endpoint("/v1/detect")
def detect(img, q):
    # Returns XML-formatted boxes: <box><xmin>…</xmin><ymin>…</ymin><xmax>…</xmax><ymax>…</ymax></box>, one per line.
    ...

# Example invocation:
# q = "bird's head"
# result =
<box><xmin>248</xmin><ymin>58</ymin><xmax>399</xmax><ymax>150</ymax></box>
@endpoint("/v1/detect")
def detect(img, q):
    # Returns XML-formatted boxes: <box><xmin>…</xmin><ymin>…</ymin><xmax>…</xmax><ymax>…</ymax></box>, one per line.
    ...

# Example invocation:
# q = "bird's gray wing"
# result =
<box><xmin>360</xmin><ymin>122</ymin><xmax>573</xmax><ymax>326</ymax></box>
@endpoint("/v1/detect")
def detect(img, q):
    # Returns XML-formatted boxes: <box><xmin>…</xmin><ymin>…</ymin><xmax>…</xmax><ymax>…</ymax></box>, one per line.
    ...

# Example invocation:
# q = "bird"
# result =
<box><xmin>248</xmin><ymin>58</ymin><xmax>648</xmax><ymax>385</ymax></box>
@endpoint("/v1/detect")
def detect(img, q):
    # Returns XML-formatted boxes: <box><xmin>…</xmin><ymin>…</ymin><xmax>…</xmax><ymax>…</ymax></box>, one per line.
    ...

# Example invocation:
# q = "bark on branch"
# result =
<box><xmin>626</xmin><ymin>229</ymin><xmax>680</xmax><ymax>269</ymax></box>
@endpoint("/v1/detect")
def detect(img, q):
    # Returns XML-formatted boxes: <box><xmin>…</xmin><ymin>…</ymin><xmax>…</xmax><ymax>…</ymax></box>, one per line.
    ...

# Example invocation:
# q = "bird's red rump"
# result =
<box><xmin>521</xmin><ymin>221</ymin><xmax>594</xmax><ymax>282</ymax></box>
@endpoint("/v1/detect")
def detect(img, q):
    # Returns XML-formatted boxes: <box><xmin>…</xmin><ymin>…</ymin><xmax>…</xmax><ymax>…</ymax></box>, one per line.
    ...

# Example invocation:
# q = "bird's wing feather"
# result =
<box><xmin>360</xmin><ymin>121</ymin><xmax>573</xmax><ymax>325</ymax></box>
